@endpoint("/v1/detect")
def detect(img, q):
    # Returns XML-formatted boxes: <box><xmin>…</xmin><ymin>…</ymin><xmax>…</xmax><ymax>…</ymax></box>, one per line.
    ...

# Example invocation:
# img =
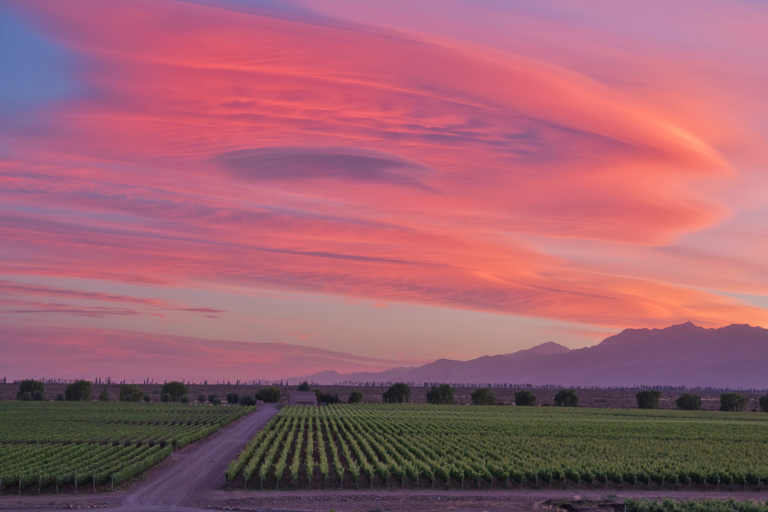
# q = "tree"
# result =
<box><xmin>17</xmin><ymin>379</ymin><xmax>44</xmax><ymax>400</ymax></box>
<box><xmin>348</xmin><ymin>390</ymin><xmax>363</xmax><ymax>404</ymax></box>
<box><xmin>760</xmin><ymin>395</ymin><xmax>768</xmax><ymax>413</ymax></box>
<box><xmin>161</xmin><ymin>393</ymin><xmax>171</xmax><ymax>403</ymax></box>
<box><xmin>65</xmin><ymin>380</ymin><xmax>92</xmax><ymax>401</ymax></box>
<box><xmin>239</xmin><ymin>395</ymin><xmax>257</xmax><ymax>406</ymax></box>
<box><xmin>515</xmin><ymin>390</ymin><xmax>535</xmax><ymax>406</ymax></box>
<box><xmin>426</xmin><ymin>384</ymin><xmax>455</xmax><ymax>405</ymax></box>
<box><xmin>208</xmin><ymin>394</ymin><xmax>218</xmax><ymax>403</ymax></box>
<box><xmin>676</xmin><ymin>393</ymin><xmax>701</xmax><ymax>411</ymax></box>
<box><xmin>32</xmin><ymin>390</ymin><xmax>44</xmax><ymax>401</ymax></box>
<box><xmin>211</xmin><ymin>396</ymin><xmax>222</xmax><ymax>405</ymax></box>
<box><xmin>471</xmin><ymin>387</ymin><xmax>496</xmax><ymax>405</ymax></box>
<box><xmin>636</xmin><ymin>390</ymin><xmax>661</xmax><ymax>409</ymax></box>
<box><xmin>227</xmin><ymin>393</ymin><xmax>240</xmax><ymax>404</ymax></box>
<box><xmin>255</xmin><ymin>386</ymin><xmax>281</xmax><ymax>403</ymax></box>
<box><xmin>317</xmin><ymin>392</ymin><xmax>341</xmax><ymax>404</ymax></box>
<box><xmin>720</xmin><ymin>393</ymin><xmax>749</xmax><ymax>412</ymax></box>
<box><xmin>383</xmin><ymin>383</ymin><xmax>411</xmax><ymax>404</ymax></box>
<box><xmin>297</xmin><ymin>381</ymin><xmax>311</xmax><ymax>391</ymax></box>
<box><xmin>180</xmin><ymin>395</ymin><xmax>190</xmax><ymax>403</ymax></box>
<box><xmin>198</xmin><ymin>394</ymin><xmax>206</xmax><ymax>403</ymax></box>
<box><xmin>143</xmin><ymin>394</ymin><xmax>151</xmax><ymax>402</ymax></box>
<box><xmin>18</xmin><ymin>391</ymin><xmax>33</xmax><ymax>401</ymax></box>
<box><xmin>55</xmin><ymin>393</ymin><xmax>64</xmax><ymax>401</ymax></box>
<box><xmin>119</xmin><ymin>384</ymin><xmax>144</xmax><ymax>402</ymax></box>
<box><xmin>553</xmin><ymin>389</ymin><xmax>579</xmax><ymax>407</ymax></box>
<box><xmin>99</xmin><ymin>386</ymin><xmax>110</xmax><ymax>402</ymax></box>
<box><xmin>161</xmin><ymin>381</ymin><xmax>188</xmax><ymax>401</ymax></box>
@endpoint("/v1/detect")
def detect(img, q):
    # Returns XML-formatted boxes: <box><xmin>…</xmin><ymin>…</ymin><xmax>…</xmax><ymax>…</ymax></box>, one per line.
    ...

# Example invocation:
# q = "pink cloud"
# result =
<box><xmin>0</xmin><ymin>325</ymin><xmax>411</xmax><ymax>381</ymax></box>
<box><xmin>0</xmin><ymin>0</ymin><xmax>767</xmax><ymax>376</ymax></box>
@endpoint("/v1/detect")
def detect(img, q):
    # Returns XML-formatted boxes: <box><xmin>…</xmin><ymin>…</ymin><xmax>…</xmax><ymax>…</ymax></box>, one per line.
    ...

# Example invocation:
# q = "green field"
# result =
<box><xmin>0</xmin><ymin>402</ymin><xmax>254</xmax><ymax>493</ymax></box>
<box><xmin>227</xmin><ymin>404</ymin><xmax>768</xmax><ymax>490</ymax></box>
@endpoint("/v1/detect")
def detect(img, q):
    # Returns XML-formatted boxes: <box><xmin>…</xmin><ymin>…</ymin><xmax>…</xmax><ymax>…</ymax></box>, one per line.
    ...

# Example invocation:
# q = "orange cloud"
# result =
<box><xmin>1</xmin><ymin>0</ymin><xmax>767</xmax><ymax>369</ymax></box>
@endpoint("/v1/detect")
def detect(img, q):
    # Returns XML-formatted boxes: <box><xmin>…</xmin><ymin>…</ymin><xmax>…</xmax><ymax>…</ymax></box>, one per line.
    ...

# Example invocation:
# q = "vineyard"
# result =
<box><xmin>0</xmin><ymin>401</ymin><xmax>254</xmax><ymax>494</ymax></box>
<box><xmin>226</xmin><ymin>404</ymin><xmax>768</xmax><ymax>491</ymax></box>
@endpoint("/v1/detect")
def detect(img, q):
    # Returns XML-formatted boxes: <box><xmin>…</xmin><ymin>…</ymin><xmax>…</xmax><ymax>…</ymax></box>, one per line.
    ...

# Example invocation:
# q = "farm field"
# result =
<box><xmin>0</xmin><ymin>401</ymin><xmax>254</xmax><ymax>494</ymax></box>
<box><xmin>226</xmin><ymin>404</ymin><xmax>768</xmax><ymax>491</ymax></box>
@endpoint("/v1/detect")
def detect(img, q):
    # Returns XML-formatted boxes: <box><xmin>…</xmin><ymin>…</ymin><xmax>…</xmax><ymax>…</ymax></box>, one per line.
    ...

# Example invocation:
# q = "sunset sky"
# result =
<box><xmin>2</xmin><ymin>0</ymin><xmax>768</xmax><ymax>381</ymax></box>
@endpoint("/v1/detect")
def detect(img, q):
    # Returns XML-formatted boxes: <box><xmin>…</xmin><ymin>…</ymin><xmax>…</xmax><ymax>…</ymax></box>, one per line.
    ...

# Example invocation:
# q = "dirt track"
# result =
<box><xmin>122</xmin><ymin>404</ymin><xmax>279</xmax><ymax>508</ymax></box>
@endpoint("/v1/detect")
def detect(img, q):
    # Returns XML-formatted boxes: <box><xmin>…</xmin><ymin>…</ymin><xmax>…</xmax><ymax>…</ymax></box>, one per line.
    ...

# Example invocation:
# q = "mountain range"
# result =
<box><xmin>297</xmin><ymin>323</ymin><xmax>768</xmax><ymax>388</ymax></box>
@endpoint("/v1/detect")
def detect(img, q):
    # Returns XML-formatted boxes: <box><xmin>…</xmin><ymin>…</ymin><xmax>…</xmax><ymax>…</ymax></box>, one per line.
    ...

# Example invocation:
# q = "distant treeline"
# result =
<box><xmin>3</xmin><ymin>377</ymin><xmax>767</xmax><ymax>394</ymax></box>
<box><xmin>332</xmin><ymin>380</ymin><xmax>768</xmax><ymax>393</ymax></box>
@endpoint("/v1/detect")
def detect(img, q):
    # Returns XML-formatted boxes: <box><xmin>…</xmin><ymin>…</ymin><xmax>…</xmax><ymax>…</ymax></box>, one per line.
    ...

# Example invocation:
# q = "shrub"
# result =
<box><xmin>382</xmin><ymin>383</ymin><xmax>411</xmax><ymax>404</ymax></box>
<box><xmin>239</xmin><ymin>395</ymin><xmax>257</xmax><ymax>406</ymax></box>
<box><xmin>760</xmin><ymin>395</ymin><xmax>768</xmax><ymax>413</ymax></box>
<box><xmin>208</xmin><ymin>394</ymin><xmax>218</xmax><ymax>403</ymax></box>
<box><xmin>198</xmin><ymin>394</ymin><xmax>206</xmax><ymax>403</ymax></box>
<box><xmin>119</xmin><ymin>384</ymin><xmax>144</xmax><ymax>402</ymax></box>
<box><xmin>471</xmin><ymin>387</ymin><xmax>496</xmax><ymax>405</ymax></box>
<box><xmin>515</xmin><ymin>390</ymin><xmax>536</xmax><ymax>406</ymax></box>
<box><xmin>99</xmin><ymin>386</ymin><xmax>110</xmax><ymax>402</ymax></box>
<box><xmin>720</xmin><ymin>393</ymin><xmax>749</xmax><ymax>412</ymax></box>
<box><xmin>676</xmin><ymin>393</ymin><xmax>702</xmax><ymax>411</ymax></box>
<box><xmin>426</xmin><ymin>384</ymin><xmax>455</xmax><ymax>405</ymax></box>
<box><xmin>17</xmin><ymin>379</ymin><xmax>44</xmax><ymax>400</ymax></box>
<box><xmin>143</xmin><ymin>394</ymin><xmax>151</xmax><ymax>402</ymax></box>
<box><xmin>637</xmin><ymin>390</ymin><xmax>661</xmax><ymax>409</ymax></box>
<box><xmin>226</xmin><ymin>393</ymin><xmax>239</xmax><ymax>404</ymax></box>
<box><xmin>32</xmin><ymin>390</ymin><xmax>44</xmax><ymax>401</ymax></box>
<box><xmin>297</xmin><ymin>381</ymin><xmax>311</xmax><ymax>391</ymax></box>
<box><xmin>348</xmin><ymin>390</ymin><xmax>363</xmax><ymax>404</ymax></box>
<box><xmin>554</xmin><ymin>389</ymin><xmax>579</xmax><ymax>407</ymax></box>
<box><xmin>161</xmin><ymin>392</ymin><xmax>171</xmax><ymax>403</ymax></box>
<box><xmin>161</xmin><ymin>381</ymin><xmax>188</xmax><ymax>401</ymax></box>
<box><xmin>317</xmin><ymin>393</ymin><xmax>341</xmax><ymax>404</ymax></box>
<box><xmin>211</xmin><ymin>397</ymin><xmax>222</xmax><ymax>405</ymax></box>
<box><xmin>65</xmin><ymin>380</ymin><xmax>92</xmax><ymax>401</ymax></box>
<box><xmin>18</xmin><ymin>391</ymin><xmax>33</xmax><ymax>401</ymax></box>
<box><xmin>55</xmin><ymin>393</ymin><xmax>64</xmax><ymax>401</ymax></box>
<box><xmin>122</xmin><ymin>394</ymin><xmax>133</xmax><ymax>402</ymax></box>
<box><xmin>180</xmin><ymin>395</ymin><xmax>190</xmax><ymax>404</ymax></box>
<box><xmin>255</xmin><ymin>386</ymin><xmax>281</xmax><ymax>403</ymax></box>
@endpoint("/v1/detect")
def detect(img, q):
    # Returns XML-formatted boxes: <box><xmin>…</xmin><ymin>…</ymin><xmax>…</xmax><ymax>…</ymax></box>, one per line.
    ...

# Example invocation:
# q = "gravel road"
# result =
<box><xmin>123</xmin><ymin>404</ymin><xmax>279</xmax><ymax>508</ymax></box>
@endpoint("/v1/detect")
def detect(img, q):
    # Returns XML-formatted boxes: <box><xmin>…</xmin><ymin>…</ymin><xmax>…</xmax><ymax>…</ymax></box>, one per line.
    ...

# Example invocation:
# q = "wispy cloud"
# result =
<box><xmin>1</xmin><ymin>0</ymin><xmax>767</xmax><ymax>375</ymax></box>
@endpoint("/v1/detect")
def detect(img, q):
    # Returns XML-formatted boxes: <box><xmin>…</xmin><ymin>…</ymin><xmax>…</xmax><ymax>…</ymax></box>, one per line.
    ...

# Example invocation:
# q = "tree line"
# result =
<box><xmin>12</xmin><ymin>379</ymin><xmax>283</xmax><ymax>405</ymax></box>
<box><xmin>12</xmin><ymin>379</ymin><xmax>768</xmax><ymax>412</ymax></box>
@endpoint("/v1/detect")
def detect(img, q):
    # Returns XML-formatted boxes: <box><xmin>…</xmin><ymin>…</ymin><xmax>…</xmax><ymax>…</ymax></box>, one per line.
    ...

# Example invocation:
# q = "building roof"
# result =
<box><xmin>289</xmin><ymin>391</ymin><xmax>317</xmax><ymax>402</ymax></box>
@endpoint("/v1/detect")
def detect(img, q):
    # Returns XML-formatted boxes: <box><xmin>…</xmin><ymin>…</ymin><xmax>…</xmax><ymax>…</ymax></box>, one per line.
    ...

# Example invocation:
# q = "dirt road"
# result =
<box><xmin>122</xmin><ymin>403</ymin><xmax>279</xmax><ymax>508</ymax></box>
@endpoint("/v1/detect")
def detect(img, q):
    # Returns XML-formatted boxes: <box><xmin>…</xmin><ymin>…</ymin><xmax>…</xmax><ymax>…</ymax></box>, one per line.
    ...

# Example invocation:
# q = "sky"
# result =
<box><xmin>1</xmin><ymin>0</ymin><xmax>768</xmax><ymax>381</ymax></box>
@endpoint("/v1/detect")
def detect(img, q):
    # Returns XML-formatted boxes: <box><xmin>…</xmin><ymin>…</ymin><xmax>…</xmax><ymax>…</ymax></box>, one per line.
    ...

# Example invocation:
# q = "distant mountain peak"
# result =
<box><xmin>297</xmin><ymin>322</ymin><xmax>768</xmax><ymax>387</ymax></box>
<box><xmin>524</xmin><ymin>341</ymin><xmax>570</xmax><ymax>355</ymax></box>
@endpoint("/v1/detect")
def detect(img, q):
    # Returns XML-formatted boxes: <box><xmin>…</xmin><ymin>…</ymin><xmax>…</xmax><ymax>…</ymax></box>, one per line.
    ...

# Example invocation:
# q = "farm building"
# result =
<box><xmin>289</xmin><ymin>391</ymin><xmax>317</xmax><ymax>406</ymax></box>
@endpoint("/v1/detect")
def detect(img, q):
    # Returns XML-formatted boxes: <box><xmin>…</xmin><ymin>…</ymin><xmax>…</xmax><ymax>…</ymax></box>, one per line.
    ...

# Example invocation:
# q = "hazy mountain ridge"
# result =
<box><xmin>297</xmin><ymin>323</ymin><xmax>768</xmax><ymax>388</ymax></box>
